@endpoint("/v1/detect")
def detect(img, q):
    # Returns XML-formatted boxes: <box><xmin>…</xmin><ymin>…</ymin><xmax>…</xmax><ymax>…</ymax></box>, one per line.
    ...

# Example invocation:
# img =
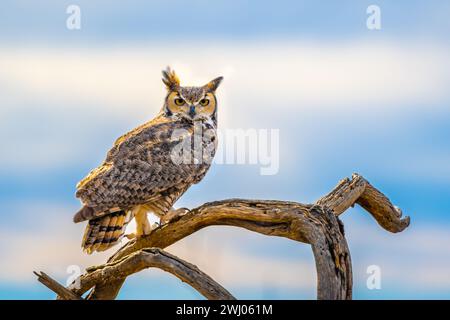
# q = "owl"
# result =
<box><xmin>73</xmin><ymin>67</ymin><xmax>223</xmax><ymax>254</ymax></box>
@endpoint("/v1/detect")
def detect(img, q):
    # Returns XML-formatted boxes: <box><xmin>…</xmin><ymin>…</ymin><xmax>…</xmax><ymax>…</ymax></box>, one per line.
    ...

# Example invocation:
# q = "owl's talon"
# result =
<box><xmin>161</xmin><ymin>207</ymin><xmax>191</xmax><ymax>224</ymax></box>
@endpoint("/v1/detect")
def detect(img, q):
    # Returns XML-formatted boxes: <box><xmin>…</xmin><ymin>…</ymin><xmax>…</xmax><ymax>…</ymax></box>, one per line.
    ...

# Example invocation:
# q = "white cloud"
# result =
<box><xmin>0</xmin><ymin>41</ymin><xmax>449</xmax><ymax>173</ymax></box>
<box><xmin>1</xmin><ymin>41</ymin><xmax>449</xmax><ymax>115</ymax></box>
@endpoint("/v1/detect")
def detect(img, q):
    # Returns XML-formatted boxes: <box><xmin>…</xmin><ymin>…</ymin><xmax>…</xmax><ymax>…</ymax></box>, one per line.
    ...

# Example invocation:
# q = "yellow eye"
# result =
<box><xmin>199</xmin><ymin>98</ymin><xmax>209</xmax><ymax>106</ymax></box>
<box><xmin>174</xmin><ymin>98</ymin><xmax>185</xmax><ymax>106</ymax></box>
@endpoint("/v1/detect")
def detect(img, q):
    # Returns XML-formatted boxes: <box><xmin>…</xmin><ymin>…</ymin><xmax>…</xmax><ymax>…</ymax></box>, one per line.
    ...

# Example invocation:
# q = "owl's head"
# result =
<box><xmin>162</xmin><ymin>67</ymin><xmax>223</xmax><ymax>124</ymax></box>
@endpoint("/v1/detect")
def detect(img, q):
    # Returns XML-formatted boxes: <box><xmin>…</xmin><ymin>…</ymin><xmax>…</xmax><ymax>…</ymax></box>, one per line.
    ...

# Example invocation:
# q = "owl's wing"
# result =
<box><xmin>76</xmin><ymin>116</ymin><xmax>211</xmax><ymax>220</ymax></box>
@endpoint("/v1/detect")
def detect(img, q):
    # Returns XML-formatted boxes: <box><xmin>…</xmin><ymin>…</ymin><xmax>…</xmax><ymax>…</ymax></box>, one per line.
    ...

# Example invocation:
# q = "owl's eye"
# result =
<box><xmin>199</xmin><ymin>98</ymin><xmax>209</xmax><ymax>106</ymax></box>
<box><xmin>174</xmin><ymin>98</ymin><xmax>185</xmax><ymax>106</ymax></box>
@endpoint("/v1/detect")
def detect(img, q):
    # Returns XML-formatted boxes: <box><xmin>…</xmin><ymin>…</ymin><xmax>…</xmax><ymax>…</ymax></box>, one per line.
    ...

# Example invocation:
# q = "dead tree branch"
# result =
<box><xmin>317</xmin><ymin>173</ymin><xmax>410</xmax><ymax>232</ymax></box>
<box><xmin>34</xmin><ymin>271</ymin><xmax>81</xmax><ymax>300</ymax></box>
<box><xmin>35</xmin><ymin>248</ymin><xmax>234</xmax><ymax>300</ymax></box>
<box><xmin>35</xmin><ymin>173</ymin><xmax>410</xmax><ymax>300</ymax></box>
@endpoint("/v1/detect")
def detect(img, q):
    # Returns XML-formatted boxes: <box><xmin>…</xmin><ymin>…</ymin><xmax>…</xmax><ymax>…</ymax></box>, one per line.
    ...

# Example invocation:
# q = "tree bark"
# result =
<box><xmin>35</xmin><ymin>173</ymin><xmax>409</xmax><ymax>300</ymax></box>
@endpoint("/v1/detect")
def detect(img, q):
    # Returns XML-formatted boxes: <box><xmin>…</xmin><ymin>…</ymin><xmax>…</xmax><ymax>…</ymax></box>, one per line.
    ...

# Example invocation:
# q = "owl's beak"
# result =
<box><xmin>188</xmin><ymin>105</ymin><xmax>196</xmax><ymax>119</ymax></box>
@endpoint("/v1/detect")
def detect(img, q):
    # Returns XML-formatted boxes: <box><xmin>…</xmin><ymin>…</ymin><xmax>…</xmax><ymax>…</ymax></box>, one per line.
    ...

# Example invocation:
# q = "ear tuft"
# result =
<box><xmin>205</xmin><ymin>76</ymin><xmax>223</xmax><ymax>92</ymax></box>
<box><xmin>162</xmin><ymin>66</ymin><xmax>180</xmax><ymax>91</ymax></box>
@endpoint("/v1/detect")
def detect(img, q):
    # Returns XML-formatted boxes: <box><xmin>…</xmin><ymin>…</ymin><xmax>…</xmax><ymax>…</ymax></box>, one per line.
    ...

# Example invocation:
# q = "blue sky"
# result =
<box><xmin>1</xmin><ymin>0</ymin><xmax>449</xmax><ymax>42</ymax></box>
<box><xmin>0</xmin><ymin>1</ymin><xmax>449</xmax><ymax>299</ymax></box>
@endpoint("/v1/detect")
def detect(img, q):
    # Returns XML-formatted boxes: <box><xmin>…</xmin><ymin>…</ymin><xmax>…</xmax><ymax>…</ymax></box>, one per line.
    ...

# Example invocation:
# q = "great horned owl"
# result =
<box><xmin>73</xmin><ymin>67</ymin><xmax>223</xmax><ymax>254</ymax></box>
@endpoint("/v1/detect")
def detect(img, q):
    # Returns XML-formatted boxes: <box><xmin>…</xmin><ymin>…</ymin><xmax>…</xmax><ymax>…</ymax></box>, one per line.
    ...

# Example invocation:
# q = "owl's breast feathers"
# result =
<box><xmin>75</xmin><ymin>114</ymin><xmax>216</xmax><ymax>220</ymax></box>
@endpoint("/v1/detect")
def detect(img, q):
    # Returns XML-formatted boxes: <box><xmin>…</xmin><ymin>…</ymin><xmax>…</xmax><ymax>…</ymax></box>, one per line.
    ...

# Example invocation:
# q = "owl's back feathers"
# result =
<box><xmin>75</xmin><ymin>113</ymin><xmax>214</xmax><ymax>220</ymax></box>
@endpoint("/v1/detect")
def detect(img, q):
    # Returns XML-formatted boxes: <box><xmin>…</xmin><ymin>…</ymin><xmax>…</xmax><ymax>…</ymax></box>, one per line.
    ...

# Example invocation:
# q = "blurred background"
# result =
<box><xmin>0</xmin><ymin>0</ymin><xmax>449</xmax><ymax>299</ymax></box>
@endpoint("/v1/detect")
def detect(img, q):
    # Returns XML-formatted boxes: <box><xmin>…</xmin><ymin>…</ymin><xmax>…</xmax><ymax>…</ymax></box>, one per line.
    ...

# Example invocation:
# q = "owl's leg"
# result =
<box><xmin>160</xmin><ymin>207</ymin><xmax>190</xmax><ymax>224</ymax></box>
<box><xmin>134</xmin><ymin>206</ymin><xmax>152</xmax><ymax>237</ymax></box>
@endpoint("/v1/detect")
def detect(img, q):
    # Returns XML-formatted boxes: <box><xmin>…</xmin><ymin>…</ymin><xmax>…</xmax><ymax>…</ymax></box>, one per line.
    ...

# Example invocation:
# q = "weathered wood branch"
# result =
<box><xmin>317</xmin><ymin>173</ymin><xmax>410</xmax><ymax>232</ymax></box>
<box><xmin>35</xmin><ymin>248</ymin><xmax>234</xmax><ymax>300</ymax></box>
<box><xmin>34</xmin><ymin>271</ymin><xmax>81</xmax><ymax>300</ymax></box>
<box><xmin>85</xmin><ymin>248</ymin><xmax>236</xmax><ymax>300</ymax></box>
<box><xmin>35</xmin><ymin>173</ymin><xmax>410</xmax><ymax>300</ymax></box>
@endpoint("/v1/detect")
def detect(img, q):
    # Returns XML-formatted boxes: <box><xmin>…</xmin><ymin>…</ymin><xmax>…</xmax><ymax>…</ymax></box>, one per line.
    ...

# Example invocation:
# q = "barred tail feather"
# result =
<box><xmin>82</xmin><ymin>210</ymin><xmax>132</xmax><ymax>254</ymax></box>
<box><xmin>73</xmin><ymin>205</ymin><xmax>95</xmax><ymax>223</ymax></box>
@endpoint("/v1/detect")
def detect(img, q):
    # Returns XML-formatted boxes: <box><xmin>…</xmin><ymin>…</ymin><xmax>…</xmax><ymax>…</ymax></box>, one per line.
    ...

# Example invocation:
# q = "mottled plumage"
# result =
<box><xmin>74</xmin><ymin>67</ymin><xmax>223</xmax><ymax>253</ymax></box>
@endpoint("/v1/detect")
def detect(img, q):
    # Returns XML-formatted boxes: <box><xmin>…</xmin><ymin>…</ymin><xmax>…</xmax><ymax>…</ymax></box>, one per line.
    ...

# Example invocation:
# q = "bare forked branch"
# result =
<box><xmin>35</xmin><ymin>173</ymin><xmax>410</xmax><ymax>300</ymax></box>
<box><xmin>317</xmin><ymin>173</ymin><xmax>410</xmax><ymax>232</ymax></box>
<box><xmin>34</xmin><ymin>271</ymin><xmax>81</xmax><ymax>300</ymax></box>
<box><xmin>35</xmin><ymin>248</ymin><xmax>235</xmax><ymax>300</ymax></box>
